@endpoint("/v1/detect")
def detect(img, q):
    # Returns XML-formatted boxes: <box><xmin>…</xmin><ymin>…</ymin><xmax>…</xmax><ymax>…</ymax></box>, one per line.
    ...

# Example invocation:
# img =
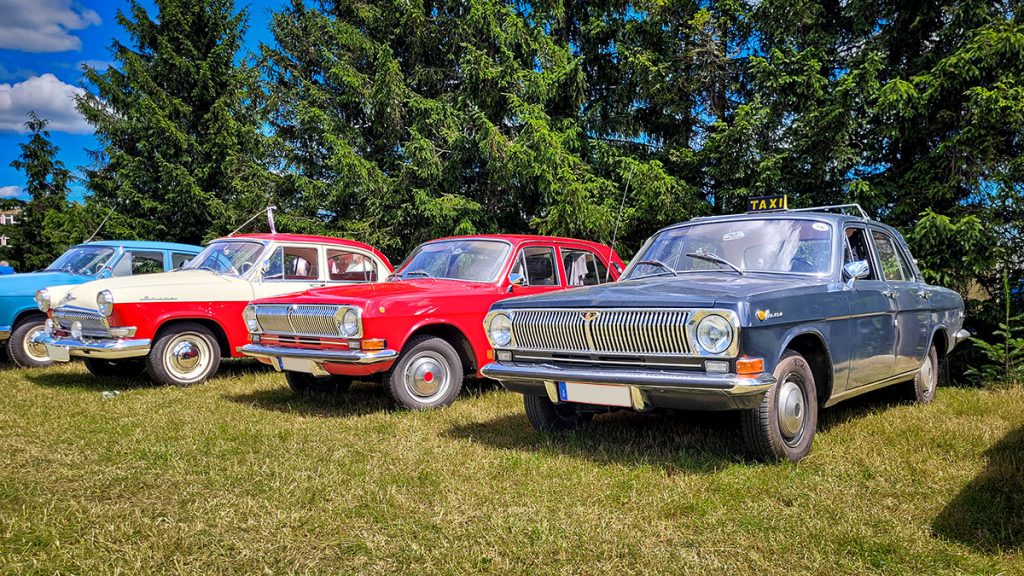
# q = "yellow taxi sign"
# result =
<box><xmin>747</xmin><ymin>194</ymin><xmax>788</xmax><ymax>212</ymax></box>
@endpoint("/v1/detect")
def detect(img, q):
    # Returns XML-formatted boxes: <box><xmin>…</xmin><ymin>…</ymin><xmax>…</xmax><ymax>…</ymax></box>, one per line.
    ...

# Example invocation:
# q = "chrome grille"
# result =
<box><xmin>254</xmin><ymin>304</ymin><xmax>343</xmax><ymax>337</ymax></box>
<box><xmin>510</xmin><ymin>308</ymin><xmax>691</xmax><ymax>356</ymax></box>
<box><xmin>54</xmin><ymin>306</ymin><xmax>110</xmax><ymax>337</ymax></box>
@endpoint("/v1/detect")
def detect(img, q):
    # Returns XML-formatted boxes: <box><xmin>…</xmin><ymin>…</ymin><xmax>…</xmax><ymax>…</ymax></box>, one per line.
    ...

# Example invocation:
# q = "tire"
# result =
<box><xmin>906</xmin><ymin>344</ymin><xmax>939</xmax><ymax>404</ymax></box>
<box><xmin>384</xmin><ymin>335</ymin><xmax>463</xmax><ymax>410</ymax></box>
<box><xmin>8</xmin><ymin>316</ymin><xmax>51</xmax><ymax>369</ymax></box>
<box><xmin>285</xmin><ymin>371</ymin><xmax>353</xmax><ymax>395</ymax></box>
<box><xmin>741</xmin><ymin>350</ymin><xmax>819</xmax><ymax>462</ymax></box>
<box><xmin>84</xmin><ymin>358</ymin><xmax>145</xmax><ymax>379</ymax></box>
<box><xmin>523</xmin><ymin>394</ymin><xmax>593</xmax><ymax>433</ymax></box>
<box><xmin>145</xmin><ymin>323</ymin><xmax>221</xmax><ymax>386</ymax></box>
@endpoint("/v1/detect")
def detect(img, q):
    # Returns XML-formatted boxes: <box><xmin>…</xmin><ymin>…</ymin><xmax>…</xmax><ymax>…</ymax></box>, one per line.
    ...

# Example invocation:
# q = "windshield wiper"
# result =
<box><xmin>196</xmin><ymin>264</ymin><xmax>222</xmax><ymax>276</ymax></box>
<box><xmin>403</xmin><ymin>269</ymin><xmax>435</xmax><ymax>279</ymax></box>
<box><xmin>634</xmin><ymin>260</ymin><xmax>679</xmax><ymax>278</ymax></box>
<box><xmin>686</xmin><ymin>252</ymin><xmax>744</xmax><ymax>276</ymax></box>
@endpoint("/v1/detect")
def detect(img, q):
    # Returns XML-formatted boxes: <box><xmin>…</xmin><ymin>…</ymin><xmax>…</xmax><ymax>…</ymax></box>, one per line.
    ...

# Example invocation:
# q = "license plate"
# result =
<box><xmin>45</xmin><ymin>344</ymin><xmax>71</xmax><ymax>362</ymax></box>
<box><xmin>277</xmin><ymin>357</ymin><xmax>317</xmax><ymax>374</ymax></box>
<box><xmin>557</xmin><ymin>381</ymin><xmax>631</xmax><ymax>408</ymax></box>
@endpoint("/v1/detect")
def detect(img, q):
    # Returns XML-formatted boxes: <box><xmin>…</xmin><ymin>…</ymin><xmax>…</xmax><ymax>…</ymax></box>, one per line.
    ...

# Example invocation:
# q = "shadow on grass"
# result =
<box><xmin>445</xmin><ymin>408</ymin><xmax>745</xmax><ymax>473</ymax></box>
<box><xmin>24</xmin><ymin>366</ymin><xmax>155</xmax><ymax>391</ymax></box>
<box><xmin>932</xmin><ymin>423</ymin><xmax>1024</xmax><ymax>553</ymax></box>
<box><xmin>224</xmin><ymin>379</ymin><xmax>395</xmax><ymax>418</ymax></box>
<box><xmin>817</xmin><ymin>384</ymin><xmax>909</xmax><ymax>432</ymax></box>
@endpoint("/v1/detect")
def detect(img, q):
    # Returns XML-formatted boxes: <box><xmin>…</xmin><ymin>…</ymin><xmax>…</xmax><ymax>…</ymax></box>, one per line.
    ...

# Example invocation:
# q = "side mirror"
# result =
<box><xmin>843</xmin><ymin>260</ymin><xmax>870</xmax><ymax>288</ymax></box>
<box><xmin>98</xmin><ymin>268</ymin><xmax>112</xmax><ymax>279</ymax></box>
<box><xmin>509</xmin><ymin>272</ymin><xmax>526</xmax><ymax>286</ymax></box>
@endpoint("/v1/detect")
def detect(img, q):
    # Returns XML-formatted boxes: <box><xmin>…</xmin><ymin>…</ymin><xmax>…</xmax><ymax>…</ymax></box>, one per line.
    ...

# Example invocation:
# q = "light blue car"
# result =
<box><xmin>1</xmin><ymin>240</ymin><xmax>202</xmax><ymax>368</ymax></box>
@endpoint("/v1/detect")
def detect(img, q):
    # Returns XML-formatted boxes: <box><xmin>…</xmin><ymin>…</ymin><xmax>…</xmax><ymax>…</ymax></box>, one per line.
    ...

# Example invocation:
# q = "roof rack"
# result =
<box><xmin>789</xmin><ymin>203</ymin><xmax>871</xmax><ymax>220</ymax></box>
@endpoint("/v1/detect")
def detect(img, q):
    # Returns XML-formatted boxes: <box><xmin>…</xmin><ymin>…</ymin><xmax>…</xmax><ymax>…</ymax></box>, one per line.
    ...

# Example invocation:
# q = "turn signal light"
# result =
<box><xmin>361</xmin><ymin>338</ymin><xmax>386</xmax><ymax>351</ymax></box>
<box><xmin>486</xmin><ymin>349</ymin><xmax>494</xmax><ymax>360</ymax></box>
<box><xmin>736</xmin><ymin>356</ymin><xmax>764</xmax><ymax>375</ymax></box>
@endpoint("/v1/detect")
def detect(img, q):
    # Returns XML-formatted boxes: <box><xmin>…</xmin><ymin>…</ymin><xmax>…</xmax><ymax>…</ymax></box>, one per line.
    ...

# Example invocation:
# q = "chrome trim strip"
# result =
<box><xmin>823</xmin><ymin>369</ymin><xmax>919</xmax><ymax>407</ymax></box>
<box><xmin>238</xmin><ymin>343</ymin><xmax>397</xmax><ymax>365</ymax></box>
<box><xmin>31</xmin><ymin>333</ymin><xmax>152</xmax><ymax>360</ymax></box>
<box><xmin>511</xmin><ymin>351</ymin><xmax>704</xmax><ymax>369</ymax></box>
<box><xmin>954</xmin><ymin>329</ymin><xmax>970</xmax><ymax>345</ymax></box>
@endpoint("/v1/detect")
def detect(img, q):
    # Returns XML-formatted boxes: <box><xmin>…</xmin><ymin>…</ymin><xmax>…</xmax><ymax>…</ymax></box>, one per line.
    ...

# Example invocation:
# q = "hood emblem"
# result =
<box><xmin>581</xmin><ymin>311</ymin><xmax>601</xmax><ymax>322</ymax></box>
<box><xmin>756</xmin><ymin>309</ymin><xmax>783</xmax><ymax>321</ymax></box>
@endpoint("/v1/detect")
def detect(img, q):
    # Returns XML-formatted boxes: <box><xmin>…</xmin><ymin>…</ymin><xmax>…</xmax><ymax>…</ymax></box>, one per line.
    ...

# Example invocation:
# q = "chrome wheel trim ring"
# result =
<box><xmin>403</xmin><ymin>351</ymin><xmax>451</xmax><ymax>402</ymax></box>
<box><xmin>921</xmin><ymin>353</ymin><xmax>936</xmax><ymax>398</ymax></box>
<box><xmin>163</xmin><ymin>332</ymin><xmax>212</xmax><ymax>383</ymax></box>
<box><xmin>777</xmin><ymin>378</ymin><xmax>806</xmax><ymax>442</ymax></box>
<box><xmin>23</xmin><ymin>325</ymin><xmax>49</xmax><ymax>363</ymax></box>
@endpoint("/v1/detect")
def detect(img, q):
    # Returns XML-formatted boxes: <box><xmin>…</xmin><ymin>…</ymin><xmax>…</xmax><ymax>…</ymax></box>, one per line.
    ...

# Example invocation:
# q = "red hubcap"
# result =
<box><xmin>424</xmin><ymin>371</ymin><xmax>434</xmax><ymax>383</ymax></box>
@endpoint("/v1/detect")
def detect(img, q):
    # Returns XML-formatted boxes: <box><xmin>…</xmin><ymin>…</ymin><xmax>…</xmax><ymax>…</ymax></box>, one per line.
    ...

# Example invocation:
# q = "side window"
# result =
<box><xmin>844</xmin><ymin>227</ymin><xmax>878</xmax><ymax>280</ymax></box>
<box><xmin>871</xmin><ymin>230</ymin><xmax>909</xmax><ymax>282</ymax></box>
<box><xmin>111</xmin><ymin>250</ymin><xmax>164</xmax><ymax>277</ymax></box>
<box><xmin>172</xmin><ymin>252</ymin><xmax>194</xmax><ymax>269</ymax></box>
<box><xmin>515</xmin><ymin>246</ymin><xmax>558</xmax><ymax>286</ymax></box>
<box><xmin>561</xmin><ymin>248</ymin><xmax>610</xmax><ymax>286</ymax></box>
<box><xmin>327</xmin><ymin>250</ymin><xmax>378</xmax><ymax>282</ymax></box>
<box><xmin>263</xmin><ymin>246</ymin><xmax>320</xmax><ymax>281</ymax></box>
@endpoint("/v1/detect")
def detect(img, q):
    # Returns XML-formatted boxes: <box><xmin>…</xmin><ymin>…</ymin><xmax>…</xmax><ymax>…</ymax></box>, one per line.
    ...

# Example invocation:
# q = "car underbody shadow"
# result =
<box><xmin>24</xmin><ymin>367</ymin><xmax>154</xmax><ymax>391</ymax></box>
<box><xmin>817</xmin><ymin>384</ymin><xmax>911</xmax><ymax>432</ymax></box>
<box><xmin>444</xmin><ymin>408</ymin><xmax>746</xmax><ymax>473</ymax></box>
<box><xmin>224</xmin><ymin>379</ymin><xmax>395</xmax><ymax>418</ymax></box>
<box><xmin>931</xmin><ymin>423</ymin><xmax>1024</xmax><ymax>553</ymax></box>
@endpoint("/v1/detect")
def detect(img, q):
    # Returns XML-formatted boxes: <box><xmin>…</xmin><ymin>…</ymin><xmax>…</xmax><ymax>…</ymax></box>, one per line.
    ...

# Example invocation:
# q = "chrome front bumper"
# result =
<box><xmin>0</xmin><ymin>325</ymin><xmax>10</xmax><ymax>341</ymax></box>
<box><xmin>481</xmin><ymin>362</ymin><xmax>775</xmax><ymax>411</ymax></box>
<box><xmin>31</xmin><ymin>333</ymin><xmax>152</xmax><ymax>361</ymax></box>
<box><xmin>238</xmin><ymin>343</ymin><xmax>398</xmax><ymax>367</ymax></box>
<box><xmin>954</xmin><ymin>329</ymin><xmax>971</xmax><ymax>345</ymax></box>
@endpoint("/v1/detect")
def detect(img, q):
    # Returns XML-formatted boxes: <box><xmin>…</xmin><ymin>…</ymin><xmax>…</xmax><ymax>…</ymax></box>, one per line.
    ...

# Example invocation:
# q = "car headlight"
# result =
<box><xmin>339</xmin><ymin>308</ymin><xmax>360</xmax><ymax>337</ymax></box>
<box><xmin>488</xmin><ymin>313</ymin><xmax>512</xmax><ymax>347</ymax></box>
<box><xmin>696</xmin><ymin>314</ymin><xmax>733</xmax><ymax>354</ymax></box>
<box><xmin>35</xmin><ymin>289</ymin><xmax>50</xmax><ymax>312</ymax></box>
<box><xmin>243</xmin><ymin>306</ymin><xmax>262</xmax><ymax>334</ymax></box>
<box><xmin>97</xmin><ymin>290</ymin><xmax>114</xmax><ymax>317</ymax></box>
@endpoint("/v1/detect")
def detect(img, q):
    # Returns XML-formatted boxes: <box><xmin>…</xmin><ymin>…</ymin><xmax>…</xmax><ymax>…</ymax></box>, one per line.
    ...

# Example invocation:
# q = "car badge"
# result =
<box><xmin>581</xmin><ymin>311</ymin><xmax>601</xmax><ymax>322</ymax></box>
<box><xmin>756</xmin><ymin>309</ymin><xmax>783</xmax><ymax>321</ymax></box>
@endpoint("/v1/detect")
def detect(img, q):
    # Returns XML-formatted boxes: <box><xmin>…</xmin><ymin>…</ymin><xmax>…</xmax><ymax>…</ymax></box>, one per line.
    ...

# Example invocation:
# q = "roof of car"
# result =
<box><xmin>425</xmin><ymin>234</ymin><xmax>614</xmax><ymax>250</ymax></box>
<box><xmin>662</xmin><ymin>210</ymin><xmax>901</xmax><ymax>235</ymax></box>
<box><xmin>221</xmin><ymin>233</ymin><xmax>393</xmax><ymax>267</ymax></box>
<box><xmin>82</xmin><ymin>240</ymin><xmax>203</xmax><ymax>252</ymax></box>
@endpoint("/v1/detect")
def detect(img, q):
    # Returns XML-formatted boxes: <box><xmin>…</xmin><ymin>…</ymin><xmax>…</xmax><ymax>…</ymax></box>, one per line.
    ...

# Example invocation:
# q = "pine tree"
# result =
<box><xmin>76</xmin><ymin>0</ymin><xmax>273</xmax><ymax>245</ymax></box>
<box><xmin>9</xmin><ymin>112</ymin><xmax>71</xmax><ymax>270</ymax></box>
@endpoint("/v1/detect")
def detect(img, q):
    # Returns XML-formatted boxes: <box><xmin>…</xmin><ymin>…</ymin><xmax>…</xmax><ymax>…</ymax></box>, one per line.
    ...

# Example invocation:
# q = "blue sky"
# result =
<box><xmin>0</xmin><ymin>0</ymin><xmax>281</xmax><ymax>201</ymax></box>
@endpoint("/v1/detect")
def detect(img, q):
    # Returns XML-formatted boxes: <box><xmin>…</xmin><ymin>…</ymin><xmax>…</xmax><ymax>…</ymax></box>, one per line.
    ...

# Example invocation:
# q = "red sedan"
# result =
<box><xmin>240</xmin><ymin>235</ymin><xmax>624</xmax><ymax>409</ymax></box>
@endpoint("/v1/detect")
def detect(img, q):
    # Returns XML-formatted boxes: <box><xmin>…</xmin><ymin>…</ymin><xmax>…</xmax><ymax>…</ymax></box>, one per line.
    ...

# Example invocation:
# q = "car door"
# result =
<box><xmin>251</xmin><ymin>243</ymin><xmax>327</xmax><ymax>299</ymax></box>
<box><xmin>507</xmin><ymin>244</ymin><xmax>566</xmax><ymax>296</ymax></box>
<box><xmin>871</xmin><ymin>228</ymin><xmax>932</xmax><ymax>375</ymax></box>
<box><xmin>842</xmin><ymin>225</ymin><xmax>899</xmax><ymax>389</ymax></box>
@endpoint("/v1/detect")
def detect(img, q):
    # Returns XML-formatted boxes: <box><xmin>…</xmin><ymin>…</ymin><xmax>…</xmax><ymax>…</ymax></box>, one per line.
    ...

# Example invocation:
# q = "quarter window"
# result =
<box><xmin>512</xmin><ymin>246</ymin><xmax>559</xmax><ymax>286</ymax></box>
<box><xmin>327</xmin><ymin>250</ymin><xmax>378</xmax><ymax>282</ymax></box>
<box><xmin>561</xmin><ymin>248</ymin><xmax>610</xmax><ymax>286</ymax></box>
<box><xmin>871</xmin><ymin>230</ymin><xmax>909</xmax><ymax>282</ymax></box>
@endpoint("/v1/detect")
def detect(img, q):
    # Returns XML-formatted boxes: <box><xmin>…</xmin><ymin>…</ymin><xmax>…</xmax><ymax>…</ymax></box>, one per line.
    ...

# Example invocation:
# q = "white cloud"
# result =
<box><xmin>0</xmin><ymin>73</ymin><xmax>91</xmax><ymax>133</ymax></box>
<box><xmin>0</xmin><ymin>0</ymin><xmax>101</xmax><ymax>53</ymax></box>
<box><xmin>0</xmin><ymin>186</ymin><xmax>23</xmax><ymax>198</ymax></box>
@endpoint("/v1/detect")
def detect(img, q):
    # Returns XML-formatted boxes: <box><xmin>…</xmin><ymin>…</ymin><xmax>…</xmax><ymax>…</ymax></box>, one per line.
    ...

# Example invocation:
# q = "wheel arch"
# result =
<box><xmin>929</xmin><ymin>325</ymin><xmax>950</xmax><ymax>358</ymax></box>
<box><xmin>153</xmin><ymin>317</ymin><xmax>232</xmax><ymax>357</ymax></box>
<box><xmin>779</xmin><ymin>328</ymin><xmax>834</xmax><ymax>405</ymax></box>
<box><xmin>12</xmin><ymin>307</ymin><xmax>46</xmax><ymax>328</ymax></box>
<box><xmin>404</xmin><ymin>322</ymin><xmax>476</xmax><ymax>376</ymax></box>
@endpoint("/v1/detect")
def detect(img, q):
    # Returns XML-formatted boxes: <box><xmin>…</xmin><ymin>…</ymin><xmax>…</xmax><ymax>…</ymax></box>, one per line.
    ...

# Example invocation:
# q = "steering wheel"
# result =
<box><xmin>790</xmin><ymin>256</ymin><xmax>815</xmax><ymax>273</ymax></box>
<box><xmin>238</xmin><ymin>262</ymin><xmax>253</xmax><ymax>276</ymax></box>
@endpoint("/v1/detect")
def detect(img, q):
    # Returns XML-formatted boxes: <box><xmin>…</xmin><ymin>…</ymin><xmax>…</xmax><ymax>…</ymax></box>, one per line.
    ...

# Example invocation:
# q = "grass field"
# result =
<box><xmin>1</xmin><ymin>361</ymin><xmax>1022</xmax><ymax>575</ymax></box>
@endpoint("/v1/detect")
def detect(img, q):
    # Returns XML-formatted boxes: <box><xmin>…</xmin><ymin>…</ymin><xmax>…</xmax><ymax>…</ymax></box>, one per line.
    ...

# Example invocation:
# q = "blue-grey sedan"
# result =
<box><xmin>481</xmin><ymin>206</ymin><xmax>969</xmax><ymax>462</ymax></box>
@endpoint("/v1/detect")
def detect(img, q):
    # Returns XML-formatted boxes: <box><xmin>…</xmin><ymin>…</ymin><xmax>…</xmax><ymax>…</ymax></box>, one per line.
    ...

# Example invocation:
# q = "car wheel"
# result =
<box><xmin>523</xmin><ymin>394</ymin><xmax>593</xmax><ymax>432</ymax></box>
<box><xmin>741</xmin><ymin>350</ymin><xmax>818</xmax><ymax>462</ymax></box>
<box><xmin>285</xmin><ymin>371</ymin><xmax>353</xmax><ymax>395</ymax></box>
<box><xmin>145</xmin><ymin>323</ymin><xmax>221</xmax><ymax>386</ymax></box>
<box><xmin>84</xmin><ymin>358</ymin><xmax>145</xmax><ymax>379</ymax></box>
<box><xmin>8</xmin><ymin>317</ymin><xmax>51</xmax><ymax>369</ymax></box>
<box><xmin>907</xmin><ymin>344</ymin><xmax>939</xmax><ymax>404</ymax></box>
<box><xmin>385</xmin><ymin>335</ymin><xmax>463</xmax><ymax>410</ymax></box>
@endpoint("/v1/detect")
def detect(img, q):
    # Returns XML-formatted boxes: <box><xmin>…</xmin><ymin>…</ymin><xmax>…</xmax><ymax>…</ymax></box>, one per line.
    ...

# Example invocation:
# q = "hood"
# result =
<box><xmin>496</xmin><ymin>272</ymin><xmax>819</xmax><ymax>309</ymax></box>
<box><xmin>0</xmin><ymin>270</ymin><xmax>91</xmax><ymax>297</ymax></box>
<box><xmin>253</xmin><ymin>278</ymin><xmax>501</xmax><ymax>306</ymax></box>
<box><xmin>57</xmin><ymin>270</ymin><xmax>245</xmax><ymax>309</ymax></box>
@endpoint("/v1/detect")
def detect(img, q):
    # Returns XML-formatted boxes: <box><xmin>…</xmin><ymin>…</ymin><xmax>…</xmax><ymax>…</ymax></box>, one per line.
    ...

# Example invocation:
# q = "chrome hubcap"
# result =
<box><xmin>163</xmin><ymin>333</ymin><xmax>211</xmax><ymax>383</ymax></box>
<box><xmin>404</xmin><ymin>351</ymin><xmax>450</xmax><ymax>401</ymax></box>
<box><xmin>921</xmin><ymin>355</ymin><xmax>935</xmax><ymax>395</ymax></box>
<box><xmin>777</xmin><ymin>379</ymin><xmax>805</xmax><ymax>440</ymax></box>
<box><xmin>23</xmin><ymin>326</ymin><xmax>48</xmax><ymax>362</ymax></box>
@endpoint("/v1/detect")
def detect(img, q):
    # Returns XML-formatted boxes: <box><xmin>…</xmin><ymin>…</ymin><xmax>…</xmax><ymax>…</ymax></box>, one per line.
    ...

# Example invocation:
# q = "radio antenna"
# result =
<box><xmin>85</xmin><ymin>205</ymin><xmax>116</xmax><ymax>243</ymax></box>
<box><xmin>230</xmin><ymin>206</ymin><xmax>277</xmax><ymax>237</ymax></box>
<box><xmin>605</xmin><ymin>162</ymin><xmax>636</xmax><ymax>282</ymax></box>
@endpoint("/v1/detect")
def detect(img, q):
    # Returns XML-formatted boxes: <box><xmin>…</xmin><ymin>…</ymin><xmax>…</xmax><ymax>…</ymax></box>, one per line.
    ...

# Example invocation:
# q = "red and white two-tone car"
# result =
<box><xmin>239</xmin><ymin>235</ymin><xmax>624</xmax><ymax>409</ymax></box>
<box><xmin>34</xmin><ymin>234</ymin><xmax>392</xmax><ymax>385</ymax></box>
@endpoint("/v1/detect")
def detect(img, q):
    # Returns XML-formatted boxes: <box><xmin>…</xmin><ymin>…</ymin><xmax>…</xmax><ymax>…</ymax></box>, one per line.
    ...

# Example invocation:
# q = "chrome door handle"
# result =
<box><xmin>916</xmin><ymin>290</ymin><xmax>930</xmax><ymax>299</ymax></box>
<box><xmin>882</xmin><ymin>290</ymin><xmax>897</xmax><ymax>299</ymax></box>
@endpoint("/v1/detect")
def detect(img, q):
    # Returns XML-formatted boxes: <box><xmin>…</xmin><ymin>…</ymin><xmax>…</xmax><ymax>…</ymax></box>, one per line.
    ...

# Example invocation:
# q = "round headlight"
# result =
<box><xmin>97</xmin><ymin>290</ymin><xmax>114</xmax><ymax>317</ymax></box>
<box><xmin>35</xmin><ymin>289</ymin><xmax>50</xmax><ymax>312</ymax></box>
<box><xmin>696</xmin><ymin>314</ymin><xmax>733</xmax><ymax>354</ymax></box>
<box><xmin>339</xmin><ymin>308</ymin><xmax>360</xmax><ymax>337</ymax></box>
<box><xmin>70</xmin><ymin>321</ymin><xmax>83</xmax><ymax>340</ymax></box>
<box><xmin>488</xmin><ymin>313</ymin><xmax>512</xmax><ymax>347</ymax></box>
<box><xmin>243</xmin><ymin>306</ymin><xmax>262</xmax><ymax>334</ymax></box>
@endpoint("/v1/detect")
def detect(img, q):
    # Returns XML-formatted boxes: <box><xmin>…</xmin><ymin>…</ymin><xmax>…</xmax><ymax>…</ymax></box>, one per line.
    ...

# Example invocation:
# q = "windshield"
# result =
<box><xmin>45</xmin><ymin>246</ymin><xmax>117</xmax><ymax>275</ymax></box>
<box><xmin>627</xmin><ymin>219</ymin><xmax>834</xmax><ymax>279</ymax></box>
<box><xmin>184</xmin><ymin>241</ymin><xmax>265</xmax><ymax>275</ymax></box>
<box><xmin>393</xmin><ymin>240</ymin><xmax>511</xmax><ymax>282</ymax></box>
